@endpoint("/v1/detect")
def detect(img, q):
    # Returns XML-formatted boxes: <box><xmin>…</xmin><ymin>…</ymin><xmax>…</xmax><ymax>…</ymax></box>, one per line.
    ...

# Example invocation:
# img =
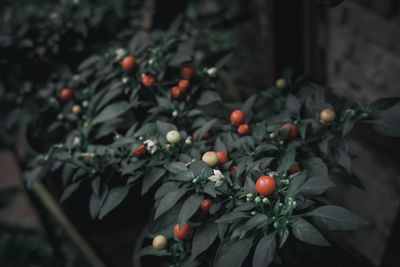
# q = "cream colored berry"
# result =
<box><xmin>166</xmin><ymin>130</ymin><xmax>181</xmax><ymax>144</ymax></box>
<box><xmin>72</xmin><ymin>104</ymin><xmax>82</xmax><ymax>114</ymax></box>
<box><xmin>320</xmin><ymin>108</ymin><xmax>336</xmax><ymax>124</ymax></box>
<box><xmin>276</xmin><ymin>78</ymin><xmax>287</xmax><ymax>89</ymax></box>
<box><xmin>152</xmin><ymin>235</ymin><xmax>167</xmax><ymax>250</ymax></box>
<box><xmin>202</xmin><ymin>151</ymin><xmax>218</xmax><ymax>167</ymax></box>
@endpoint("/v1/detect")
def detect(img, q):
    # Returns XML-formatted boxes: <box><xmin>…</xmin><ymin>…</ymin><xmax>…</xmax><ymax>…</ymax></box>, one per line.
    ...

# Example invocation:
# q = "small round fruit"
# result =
<box><xmin>237</xmin><ymin>124</ymin><xmax>250</xmax><ymax>136</ymax></box>
<box><xmin>170</xmin><ymin>86</ymin><xmax>182</xmax><ymax>99</ymax></box>
<box><xmin>320</xmin><ymin>108</ymin><xmax>336</xmax><ymax>124</ymax></box>
<box><xmin>173</xmin><ymin>223</ymin><xmax>191</xmax><ymax>240</ymax></box>
<box><xmin>59</xmin><ymin>88</ymin><xmax>74</xmax><ymax>102</ymax></box>
<box><xmin>181</xmin><ymin>62</ymin><xmax>196</xmax><ymax>79</ymax></box>
<box><xmin>216</xmin><ymin>151</ymin><xmax>228</xmax><ymax>166</ymax></box>
<box><xmin>141</xmin><ymin>73</ymin><xmax>157</xmax><ymax>88</ymax></box>
<box><xmin>230</xmin><ymin>109</ymin><xmax>245</xmax><ymax>125</ymax></box>
<box><xmin>280</xmin><ymin>123</ymin><xmax>298</xmax><ymax>141</ymax></box>
<box><xmin>72</xmin><ymin>104</ymin><xmax>81</xmax><ymax>114</ymax></box>
<box><xmin>256</xmin><ymin>175</ymin><xmax>277</xmax><ymax>197</ymax></box>
<box><xmin>152</xmin><ymin>235</ymin><xmax>167</xmax><ymax>250</ymax></box>
<box><xmin>121</xmin><ymin>56</ymin><xmax>136</xmax><ymax>72</ymax></box>
<box><xmin>199</xmin><ymin>199</ymin><xmax>213</xmax><ymax>212</ymax></box>
<box><xmin>202</xmin><ymin>151</ymin><xmax>218</xmax><ymax>167</ymax></box>
<box><xmin>178</xmin><ymin>79</ymin><xmax>190</xmax><ymax>92</ymax></box>
<box><xmin>276</xmin><ymin>78</ymin><xmax>287</xmax><ymax>89</ymax></box>
<box><xmin>289</xmin><ymin>164</ymin><xmax>301</xmax><ymax>174</ymax></box>
<box><xmin>131</xmin><ymin>144</ymin><xmax>147</xmax><ymax>158</ymax></box>
<box><xmin>166</xmin><ymin>130</ymin><xmax>181</xmax><ymax>144</ymax></box>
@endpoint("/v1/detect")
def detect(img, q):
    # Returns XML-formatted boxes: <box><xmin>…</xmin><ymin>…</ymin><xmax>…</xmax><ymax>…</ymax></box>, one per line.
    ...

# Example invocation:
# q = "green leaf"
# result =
<box><xmin>216</xmin><ymin>211</ymin><xmax>250</xmax><ymax>223</ymax></box>
<box><xmin>60</xmin><ymin>180</ymin><xmax>83</xmax><ymax>202</ymax></box>
<box><xmin>99</xmin><ymin>186</ymin><xmax>130</xmax><ymax>219</ymax></box>
<box><xmin>189</xmin><ymin>159</ymin><xmax>213</xmax><ymax>177</ymax></box>
<box><xmin>292</xmin><ymin>217</ymin><xmax>330</xmax><ymax>246</ymax></box>
<box><xmin>139</xmin><ymin>246</ymin><xmax>170</xmax><ymax>257</ymax></box>
<box><xmin>203</xmin><ymin>182</ymin><xmax>217</xmax><ymax>198</ymax></box>
<box><xmin>179</xmin><ymin>194</ymin><xmax>204</xmax><ymax>224</ymax></box>
<box><xmin>214</xmin><ymin>237</ymin><xmax>253</xmax><ymax>267</ymax></box>
<box><xmin>287</xmin><ymin>172</ymin><xmax>307</xmax><ymax>196</ymax></box>
<box><xmin>369</xmin><ymin>97</ymin><xmax>400</xmax><ymax>111</ymax></box>
<box><xmin>193</xmin><ymin>119</ymin><xmax>217</xmax><ymax>140</ymax></box>
<box><xmin>304</xmin><ymin>205</ymin><xmax>367</xmax><ymax>230</ymax></box>
<box><xmin>91</xmin><ymin>101</ymin><xmax>132</xmax><ymax>126</ymax></box>
<box><xmin>231</xmin><ymin>214</ymin><xmax>268</xmax><ymax>239</ymax></box>
<box><xmin>197</xmin><ymin>91</ymin><xmax>221</xmax><ymax>106</ymax></box>
<box><xmin>334</xmin><ymin>146</ymin><xmax>351</xmax><ymax>174</ymax></box>
<box><xmin>304</xmin><ymin>157</ymin><xmax>328</xmax><ymax>180</ymax></box>
<box><xmin>142</xmin><ymin>167</ymin><xmax>166</xmax><ymax>195</ymax></box>
<box><xmin>252</xmin><ymin>233</ymin><xmax>276</xmax><ymax>267</ymax></box>
<box><xmin>191</xmin><ymin>223</ymin><xmax>219</xmax><ymax>259</ymax></box>
<box><xmin>156</xmin><ymin>121</ymin><xmax>177</xmax><ymax>135</ymax></box>
<box><xmin>155</xmin><ymin>188</ymin><xmax>188</xmax><ymax>219</ymax></box>
<box><xmin>214</xmin><ymin>137</ymin><xmax>227</xmax><ymax>153</ymax></box>
<box><xmin>300</xmin><ymin>177</ymin><xmax>334</xmax><ymax>195</ymax></box>
<box><xmin>286</xmin><ymin>94</ymin><xmax>301</xmax><ymax>115</ymax></box>
<box><xmin>242</xmin><ymin>95</ymin><xmax>257</xmax><ymax>115</ymax></box>
<box><xmin>366</xmin><ymin>117</ymin><xmax>400</xmax><ymax>137</ymax></box>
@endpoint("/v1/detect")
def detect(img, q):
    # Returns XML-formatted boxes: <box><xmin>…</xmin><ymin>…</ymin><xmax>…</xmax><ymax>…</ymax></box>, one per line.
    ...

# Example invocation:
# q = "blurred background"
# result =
<box><xmin>1</xmin><ymin>0</ymin><xmax>400</xmax><ymax>266</ymax></box>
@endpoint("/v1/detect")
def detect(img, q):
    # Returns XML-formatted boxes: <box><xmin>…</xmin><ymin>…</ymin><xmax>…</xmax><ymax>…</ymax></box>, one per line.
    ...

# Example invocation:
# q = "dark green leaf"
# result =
<box><xmin>142</xmin><ymin>167</ymin><xmax>166</xmax><ymax>195</ymax></box>
<box><xmin>179</xmin><ymin>194</ymin><xmax>204</xmax><ymax>224</ymax></box>
<box><xmin>197</xmin><ymin>91</ymin><xmax>221</xmax><ymax>106</ymax></box>
<box><xmin>191</xmin><ymin>223</ymin><xmax>219</xmax><ymax>259</ymax></box>
<box><xmin>304</xmin><ymin>205</ymin><xmax>367</xmax><ymax>230</ymax></box>
<box><xmin>369</xmin><ymin>97</ymin><xmax>400</xmax><ymax>111</ymax></box>
<box><xmin>216</xmin><ymin>211</ymin><xmax>250</xmax><ymax>223</ymax></box>
<box><xmin>300</xmin><ymin>177</ymin><xmax>334</xmax><ymax>195</ymax></box>
<box><xmin>91</xmin><ymin>101</ymin><xmax>132</xmax><ymax>125</ymax></box>
<box><xmin>155</xmin><ymin>188</ymin><xmax>188</xmax><ymax>219</ymax></box>
<box><xmin>252</xmin><ymin>233</ymin><xmax>276</xmax><ymax>267</ymax></box>
<box><xmin>99</xmin><ymin>186</ymin><xmax>130</xmax><ymax>219</ymax></box>
<box><xmin>214</xmin><ymin>237</ymin><xmax>253</xmax><ymax>267</ymax></box>
<box><xmin>292</xmin><ymin>217</ymin><xmax>330</xmax><ymax>246</ymax></box>
<box><xmin>60</xmin><ymin>180</ymin><xmax>83</xmax><ymax>202</ymax></box>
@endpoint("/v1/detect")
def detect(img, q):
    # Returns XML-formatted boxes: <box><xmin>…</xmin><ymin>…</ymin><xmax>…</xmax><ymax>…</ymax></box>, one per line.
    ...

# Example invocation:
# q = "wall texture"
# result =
<box><xmin>324</xmin><ymin>1</ymin><xmax>400</xmax><ymax>265</ymax></box>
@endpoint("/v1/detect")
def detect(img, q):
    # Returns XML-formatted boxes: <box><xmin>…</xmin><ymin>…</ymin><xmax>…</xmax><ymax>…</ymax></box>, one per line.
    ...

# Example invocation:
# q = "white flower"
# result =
<box><xmin>208</xmin><ymin>169</ymin><xmax>224</xmax><ymax>187</ymax></box>
<box><xmin>185</xmin><ymin>136</ymin><xmax>192</xmax><ymax>145</ymax></box>
<box><xmin>144</xmin><ymin>139</ymin><xmax>157</xmax><ymax>154</ymax></box>
<box><xmin>115</xmin><ymin>48</ymin><xmax>126</xmax><ymax>61</ymax></box>
<box><xmin>207</xmin><ymin>67</ymin><xmax>218</xmax><ymax>77</ymax></box>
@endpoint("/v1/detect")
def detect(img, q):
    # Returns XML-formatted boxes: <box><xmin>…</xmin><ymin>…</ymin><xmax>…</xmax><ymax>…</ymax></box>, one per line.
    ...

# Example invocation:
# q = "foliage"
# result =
<box><xmin>26</xmin><ymin>24</ymin><xmax>400</xmax><ymax>265</ymax></box>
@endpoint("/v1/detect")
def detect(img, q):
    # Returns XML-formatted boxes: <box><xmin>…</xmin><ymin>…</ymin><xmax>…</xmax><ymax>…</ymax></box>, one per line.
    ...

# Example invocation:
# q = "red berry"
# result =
<box><xmin>141</xmin><ymin>73</ymin><xmax>157</xmax><ymax>88</ymax></box>
<box><xmin>199</xmin><ymin>199</ymin><xmax>213</xmax><ymax>212</ymax></box>
<box><xmin>230</xmin><ymin>109</ymin><xmax>245</xmax><ymax>125</ymax></box>
<box><xmin>289</xmin><ymin>164</ymin><xmax>301</xmax><ymax>174</ymax></box>
<box><xmin>216</xmin><ymin>152</ymin><xmax>228</xmax><ymax>166</ymax></box>
<box><xmin>178</xmin><ymin>79</ymin><xmax>190</xmax><ymax>92</ymax></box>
<box><xmin>229</xmin><ymin>166</ymin><xmax>237</xmax><ymax>175</ymax></box>
<box><xmin>255</xmin><ymin>176</ymin><xmax>276</xmax><ymax>197</ymax></box>
<box><xmin>59</xmin><ymin>88</ymin><xmax>74</xmax><ymax>102</ymax></box>
<box><xmin>237</xmin><ymin>124</ymin><xmax>250</xmax><ymax>136</ymax></box>
<box><xmin>173</xmin><ymin>223</ymin><xmax>191</xmax><ymax>240</ymax></box>
<box><xmin>280</xmin><ymin>123</ymin><xmax>298</xmax><ymax>141</ymax></box>
<box><xmin>170</xmin><ymin>86</ymin><xmax>182</xmax><ymax>99</ymax></box>
<box><xmin>131</xmin><ymin>144</ymin><xmax>147</xmax><ymax>158</ymax></box>
<box><xmin>181</xmin><ymin>62</ymin><xmax>196</xmax><ymax>79</ymax></box>
<box><xmin>121</xmin><ymin>56</ymin><xmax>136</xmax><ymax>72</ymax></box>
